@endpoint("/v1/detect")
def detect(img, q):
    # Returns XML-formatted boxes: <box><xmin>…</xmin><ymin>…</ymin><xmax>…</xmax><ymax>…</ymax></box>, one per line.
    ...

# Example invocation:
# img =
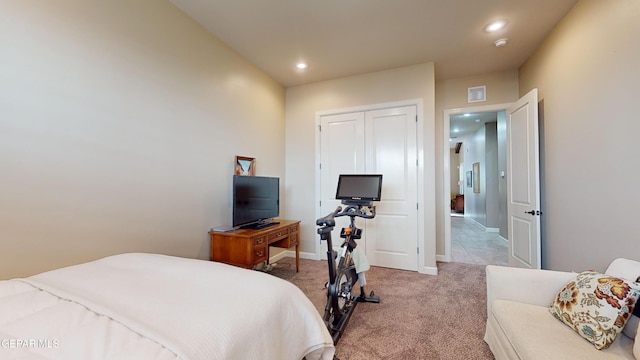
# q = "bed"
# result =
<box><xmin>0</xmin><ymin>253</ymin><xmax>335</xmax><ymax>359</ymax></box>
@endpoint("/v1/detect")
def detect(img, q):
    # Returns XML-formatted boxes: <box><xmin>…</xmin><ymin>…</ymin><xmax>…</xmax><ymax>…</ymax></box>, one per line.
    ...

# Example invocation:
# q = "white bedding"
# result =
<box><xmin>0</xmin><ymin>253</ymin><xmax>335</xmax><ymax>360</ymax></box>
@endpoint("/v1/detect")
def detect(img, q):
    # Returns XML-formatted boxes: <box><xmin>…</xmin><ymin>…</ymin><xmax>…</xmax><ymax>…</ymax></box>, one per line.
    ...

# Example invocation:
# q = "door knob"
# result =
<box><xmin>524</xmin><ymin>210</ymin><xmax>542</xmax><ymax>215</ymax></box>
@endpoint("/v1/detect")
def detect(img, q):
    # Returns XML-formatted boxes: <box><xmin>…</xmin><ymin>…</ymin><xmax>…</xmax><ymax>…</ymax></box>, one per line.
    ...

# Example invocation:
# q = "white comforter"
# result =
<box><xmin>0</xmin><ymin>253</ymin><xmax>335</xmax><ymax>360</ymax></box>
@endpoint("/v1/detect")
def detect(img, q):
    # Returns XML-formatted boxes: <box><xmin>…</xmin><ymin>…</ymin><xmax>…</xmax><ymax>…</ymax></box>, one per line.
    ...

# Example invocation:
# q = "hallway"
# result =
<box><xmin>450</xmin><ymin>214</ymin><xmax>508</xmax><ymax>266</ymax></box>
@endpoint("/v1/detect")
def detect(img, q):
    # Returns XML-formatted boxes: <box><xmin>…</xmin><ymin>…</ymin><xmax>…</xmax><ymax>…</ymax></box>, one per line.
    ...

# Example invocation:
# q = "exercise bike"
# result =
<box><xmin>316</xmin><ymin>202</ymin><xmax>380</xmax><ymax>345</ymax></box>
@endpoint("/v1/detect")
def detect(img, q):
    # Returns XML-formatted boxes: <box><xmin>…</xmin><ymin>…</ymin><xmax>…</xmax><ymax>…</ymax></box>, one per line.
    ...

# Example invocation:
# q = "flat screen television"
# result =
<box><xmin>233</xmin><ymin>175</ymin><xmax>280</xmax><ymax>229</ymax></box>
<box><xmin>335</xmin><ymin>174</ymin><xmax>383</xmax><ymax>204</ymax></box>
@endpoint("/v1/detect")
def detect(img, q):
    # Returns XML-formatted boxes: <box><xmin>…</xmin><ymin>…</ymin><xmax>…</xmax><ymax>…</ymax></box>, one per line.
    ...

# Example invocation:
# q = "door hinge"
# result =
<box><xmin>318</xmin><ymin>124</ymin><xmax>322</xmax><ymax>132</ymax></box>
<box><xmin>319</xmin><ymin>163</ymin><xmax>322</xmax><ymax>170</ymax></box>
<box><xmin>417</xmin><ymin>247</ymin><xmax>419</xmax><ymax>254</ymax></box>
<box><xmin>415</xmin><ymin>115</ymin><xmax>418</xmax><ymax>122</ymax></box>
<box><xmin>319</xmin><ymin>200</ymin><xmax>322</xmax><ymax>207</ymax></box>
<box><xmin>416</xmin><ymin>203</ymin><xmax>419</xmax><ymax>210</ymax></box>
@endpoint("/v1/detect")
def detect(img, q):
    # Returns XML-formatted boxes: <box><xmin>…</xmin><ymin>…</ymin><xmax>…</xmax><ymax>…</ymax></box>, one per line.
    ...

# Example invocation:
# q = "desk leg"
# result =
<box><xmin>266</xmin><ymin>246</ymin><xmax>270</xmax><ymax>266</ymax></box>
<box><xmin>295</xmin><ymin>244</ymin><xmax>299</xmax><ymax>272</ymax></box>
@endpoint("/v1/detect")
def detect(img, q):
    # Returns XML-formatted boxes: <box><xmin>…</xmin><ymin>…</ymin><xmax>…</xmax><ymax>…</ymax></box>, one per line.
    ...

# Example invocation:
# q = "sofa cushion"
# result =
<box><xmin>549</xmin><ymin>271</ymin><xmax>640</xmax><ymax>350</ymax></box>
<box><xmin>622</xmin><ymin>314</ymin><xmax>638</xmax><ymax>340</ymax></box>
<box><xmin>491</xmin><ymin>299</ymin><xmax>635</xmax><ymax>359</ymax></box>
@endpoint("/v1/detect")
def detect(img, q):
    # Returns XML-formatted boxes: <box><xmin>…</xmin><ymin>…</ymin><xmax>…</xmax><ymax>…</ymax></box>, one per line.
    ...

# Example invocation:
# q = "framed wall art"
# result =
<box><xmin>234</xmin><ymin>156</ymin><xmax>255</xmax><ymax>176</ymax></box>
<box><xmin>472</xmin><ymin>162</ymin><xmax>480</xmax><ymax>193</ymax></box>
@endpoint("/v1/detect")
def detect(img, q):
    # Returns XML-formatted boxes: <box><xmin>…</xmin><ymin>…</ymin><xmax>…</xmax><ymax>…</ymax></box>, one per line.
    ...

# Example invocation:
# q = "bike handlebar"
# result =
<box><xmin>335</xmin><ymin>205</ymin><xmax>376</xmax><ymax>219</ymax></box>
<box><xmin>316</xmin><ymin>206</ymin><xmax>342</xmax><ymax>227</ymax></box>
<box><xmin>316</xmin><ymin>204</ymin><xmax>377</xmax><ymax>227</ymax></box>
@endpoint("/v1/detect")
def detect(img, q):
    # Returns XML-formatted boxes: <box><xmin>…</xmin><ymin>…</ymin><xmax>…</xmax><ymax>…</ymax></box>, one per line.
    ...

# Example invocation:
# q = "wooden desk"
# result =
<box><xmin>209</xmin><ymin>220</ymin><xmax>300</xmax><ymax>272</ymax></box>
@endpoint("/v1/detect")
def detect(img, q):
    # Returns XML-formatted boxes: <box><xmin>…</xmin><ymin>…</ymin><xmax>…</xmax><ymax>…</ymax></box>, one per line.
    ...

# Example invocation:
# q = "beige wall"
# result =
<box><xmin>519</xmin><ymin>0</ymin><xmax>640</xmax><ymax>271</ymax></box>
<box><xmin>434</xmin><ymin>71</ymin><xmax>519</xmax><ymax>256</ymax></box>
<box><xmin>284</xmin><ymin>63</ymin><xmax>437</xmax><ymax>273</ymax></box>
<box><xmin>0</xmin><ymin>0</ymin><xmax>285</xmax><ymax>278</ymax></box>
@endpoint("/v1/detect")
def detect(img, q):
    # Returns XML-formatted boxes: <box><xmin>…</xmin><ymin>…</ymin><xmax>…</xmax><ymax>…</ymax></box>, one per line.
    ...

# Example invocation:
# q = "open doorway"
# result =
<box><xmin>443</xmin><ymin>104</ymin><xmax>510</xmax><ymax>266</ymax></box>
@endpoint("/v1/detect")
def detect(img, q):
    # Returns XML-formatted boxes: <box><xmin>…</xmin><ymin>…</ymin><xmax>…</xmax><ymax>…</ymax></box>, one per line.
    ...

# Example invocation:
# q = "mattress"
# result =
<box><xmin>0</xmin><ymin>253</ymin><xmax>335</xmax><ymax>359</ymax></box>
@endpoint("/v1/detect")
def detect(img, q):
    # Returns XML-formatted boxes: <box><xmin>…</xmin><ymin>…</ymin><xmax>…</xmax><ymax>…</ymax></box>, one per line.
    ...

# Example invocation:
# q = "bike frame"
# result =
<box><xmin>316</xmin><ymin>204</ymin><xmax>378</xmax><ymax>345</ymax></box>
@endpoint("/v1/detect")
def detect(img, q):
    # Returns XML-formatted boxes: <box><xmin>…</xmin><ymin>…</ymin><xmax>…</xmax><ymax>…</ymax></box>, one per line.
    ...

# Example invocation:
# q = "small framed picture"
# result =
<box><xmin>235</xmin><ymin>156</ymin><xmax>255</xmax><ymax>176</ymax></box>
<box><xmin>473</xmin><ymin>162</ymin><xmax>480</xmax><ymax>193</ymax></box>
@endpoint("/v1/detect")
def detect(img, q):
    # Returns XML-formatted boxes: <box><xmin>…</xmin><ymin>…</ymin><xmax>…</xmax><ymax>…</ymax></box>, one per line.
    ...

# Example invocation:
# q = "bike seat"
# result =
<box><xmin>316</xmin><ymin>218</ymin><xmax>335</xmax><ymax>227</ymax></box>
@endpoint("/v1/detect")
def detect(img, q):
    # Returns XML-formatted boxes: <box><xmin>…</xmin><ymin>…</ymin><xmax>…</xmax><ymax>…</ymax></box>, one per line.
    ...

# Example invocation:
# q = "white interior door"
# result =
<box><xmin>320</xmin><ymin>112</ymin><xmax>365</xmax><ymax>240</ymax></box>
<box><xmin>319</xmin><ymin>106</ymin><xmax>418</xmax><ymax>271</ymax></box>
<box><xmin>507</xmin><ymin>89</ymin><xmax>541</xmax><ymax>269</ymax></box>
<box><xmin>364</xmin><ymin>107</ymin><xmax>418</xmax><ymax>271</ymax></box>
<box><xmin>459</xmin><ymin>163</ymin><xmax>465</xmax><ymax>195</ymax></box>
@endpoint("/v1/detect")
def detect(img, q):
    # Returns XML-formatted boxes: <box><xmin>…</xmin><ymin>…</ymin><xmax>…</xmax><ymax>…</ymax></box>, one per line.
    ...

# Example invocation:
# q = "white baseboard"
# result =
<box><xmin>273</xmin><ymin>250</ymin><xmax>440</xmax><ymax>276</ymax></box>
<box><xmin>420</xmin><ymin>265</ymin><xmax>438</xmax><ymax>275</ymax></box>
<box><xmin>269</xmin><ymin>250</ymin><xmax>318</xmax><ymax>263</ymax></box>
<box><xmin>268</xmin><ymin>251</ymin><xmax>288</xmax><ymax>263</ymax></box>
<box><xmin>436</xmin><ymin>254</ymin><xmax>451</xmax><ymax>262</ymax></box>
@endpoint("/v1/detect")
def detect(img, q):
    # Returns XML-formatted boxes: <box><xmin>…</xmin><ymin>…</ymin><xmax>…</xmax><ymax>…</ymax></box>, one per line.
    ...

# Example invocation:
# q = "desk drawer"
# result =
<box><xmin>271</xmin><ymin>232</ymin><xmax>298</xmax><ymax>248</ymax></box>
<box><xmin>253</xmin><ymin>236</ymin><xmax>267</xmax><ymax>246</ymax></box>
<box><xmin>253</xmin><ymin>245</ymin><xmax>267</xmax><ymax>263</ymax></box>
<box><xmin>267</xmin><ymin>228</ymin><xmax>289</xmax><ymax>242</ymax></box>
<box><xmin>289</xmin><ymin>233</ymin><xmax>298</xmax><ymax>247</ymax></box>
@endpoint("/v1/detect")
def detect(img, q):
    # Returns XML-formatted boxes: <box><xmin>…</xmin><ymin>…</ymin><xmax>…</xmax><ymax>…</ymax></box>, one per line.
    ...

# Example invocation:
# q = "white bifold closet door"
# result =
<box><xmin>320</xmin><ymin>106</ymin><xmax>418</xmax><ymax>271</ymax></box>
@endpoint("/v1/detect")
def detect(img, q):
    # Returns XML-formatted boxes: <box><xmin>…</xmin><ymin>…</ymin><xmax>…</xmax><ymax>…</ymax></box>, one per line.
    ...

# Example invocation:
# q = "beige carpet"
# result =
<box><xmin>270</xmin><ymin>257</ymin><xmax>495</xmax><ymax>360</ymax></box>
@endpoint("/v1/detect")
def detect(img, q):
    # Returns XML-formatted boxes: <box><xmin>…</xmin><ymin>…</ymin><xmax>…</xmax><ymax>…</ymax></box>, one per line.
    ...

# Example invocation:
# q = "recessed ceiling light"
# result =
<box><xmin>494</xmin><ymin>38</ymin><xmax>508</xmax><ymax>47</ymax></box>
<box><xmin>463</xmin><ymin>113</ymin><xmax>471</xmax><ymax>117</ymax></box>
<box><xmin>475</xmin><ymin>119</ymin><xmax>481</xmax><ymax>122</ymax></box>
<box><xmin>296</xmin><ymin>62</ymin><xmax>308</xmax><ymax>70</ymax></box>
<box><xmin>485</xmin><ymin>20</ymin><xmax>507</xmax><ymax>33</ymax></box>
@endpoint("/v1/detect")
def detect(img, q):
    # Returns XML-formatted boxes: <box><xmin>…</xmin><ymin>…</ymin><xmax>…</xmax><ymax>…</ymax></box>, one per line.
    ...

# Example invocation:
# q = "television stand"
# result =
<box><xmin>209</xmin><ymin>220</ymin><xmax>300</xmax><ymax>272</ymax></box>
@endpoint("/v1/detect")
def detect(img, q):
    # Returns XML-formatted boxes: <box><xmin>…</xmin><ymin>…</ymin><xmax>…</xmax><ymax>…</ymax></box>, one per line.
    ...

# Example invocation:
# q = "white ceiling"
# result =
<box><xmin>169</xmin><ymin>0</ymin><xmax>578</xmax><ymax>87</ymax></box>
<box><xmin>449</xmin><ymin>111</ymin><xmax>499</xmax><ymax>148</ymax></box>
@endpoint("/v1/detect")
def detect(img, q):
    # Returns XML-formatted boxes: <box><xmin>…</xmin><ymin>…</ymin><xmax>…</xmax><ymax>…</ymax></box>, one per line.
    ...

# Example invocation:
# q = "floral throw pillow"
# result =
<box><xmin>549</xmin><ymin>271</ymin><xmax>640</xmax><ymax>349</ymax></box>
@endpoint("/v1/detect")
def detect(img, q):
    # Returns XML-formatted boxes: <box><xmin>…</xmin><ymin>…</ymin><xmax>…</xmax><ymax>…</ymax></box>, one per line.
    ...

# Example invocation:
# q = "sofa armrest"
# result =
<box><xmin>486</xmin><ymin>265</ymin><xmax>577</xmax><ymax>318</ymax></box>
<box><xmin>605</xmin><ymin>258</ymin><xmax>640</xmax><ymax>280</ymax></box>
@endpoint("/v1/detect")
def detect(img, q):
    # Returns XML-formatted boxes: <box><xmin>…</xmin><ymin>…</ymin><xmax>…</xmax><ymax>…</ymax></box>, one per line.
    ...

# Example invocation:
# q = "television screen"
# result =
<box><xmin>233</xmin><ymin>175</ymin><xmax>280</xmax><ymax>228</ymax></box>
<box><xmin>335</xmin><ymin>174</ymin><xmax>383</xmax><ymax>202</ymax></box>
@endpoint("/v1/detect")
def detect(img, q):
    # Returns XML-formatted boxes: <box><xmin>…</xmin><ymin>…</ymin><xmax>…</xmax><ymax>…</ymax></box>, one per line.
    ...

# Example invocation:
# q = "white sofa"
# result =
<box><xmin>484</xmin><ymin>258</ymin><xmax>640</xmax><ymax>360</ymax></box>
